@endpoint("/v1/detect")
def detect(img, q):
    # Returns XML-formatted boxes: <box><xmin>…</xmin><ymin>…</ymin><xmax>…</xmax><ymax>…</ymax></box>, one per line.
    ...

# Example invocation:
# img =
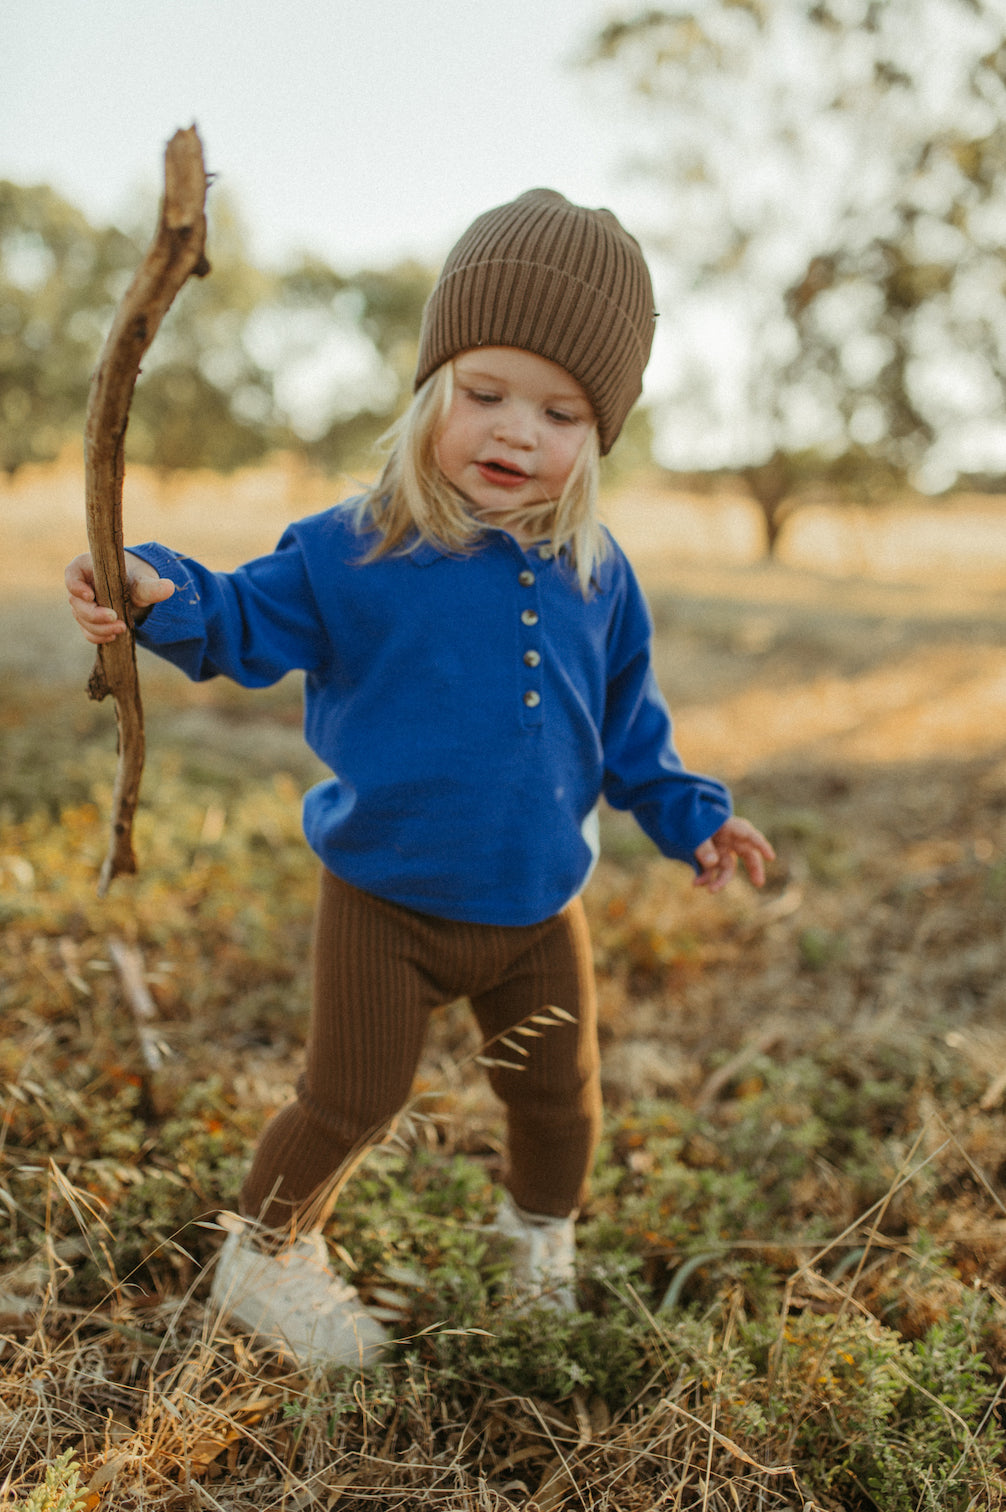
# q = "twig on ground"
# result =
<box><xmin>108</xmin><ymin>936</ymin><xmax>167</xmax><ymax>1075</ymax></box>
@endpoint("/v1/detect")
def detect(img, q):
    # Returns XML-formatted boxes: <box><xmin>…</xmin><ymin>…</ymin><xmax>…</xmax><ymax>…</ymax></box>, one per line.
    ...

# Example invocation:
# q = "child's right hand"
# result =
<box><xmin>65</xmin><ymin>551</ymin><xmax>175</xmax><ymax>644</ymax></box>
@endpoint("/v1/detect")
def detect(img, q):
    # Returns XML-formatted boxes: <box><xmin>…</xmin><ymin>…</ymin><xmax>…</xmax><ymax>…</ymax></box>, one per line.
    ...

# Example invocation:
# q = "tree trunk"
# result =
<box><xmin>742</xmin><ymin>450</ymin><xmax>795</xmax><ymax>558</ymax></box>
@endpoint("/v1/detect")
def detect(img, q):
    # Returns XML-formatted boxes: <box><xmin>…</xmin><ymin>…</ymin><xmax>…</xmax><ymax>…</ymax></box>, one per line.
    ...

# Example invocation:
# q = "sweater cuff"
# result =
<box><xmin>127</xmin><ymin>542</ymin><xmax>205</xmax><ymax>644</ymax></box>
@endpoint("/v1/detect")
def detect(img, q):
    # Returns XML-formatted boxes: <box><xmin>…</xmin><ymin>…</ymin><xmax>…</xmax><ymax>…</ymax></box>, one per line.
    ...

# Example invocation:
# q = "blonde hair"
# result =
<box><xmin>352</xmin><ymin>363</ymin><xmax>606</xmax><ymax>594</ymax></box>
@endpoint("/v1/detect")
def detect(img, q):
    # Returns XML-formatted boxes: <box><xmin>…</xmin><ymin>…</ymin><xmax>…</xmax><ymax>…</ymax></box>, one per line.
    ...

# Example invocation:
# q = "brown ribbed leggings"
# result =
<box><xmin>240</xmin><ymin>871</ymin><xmax>602</xmax><ymax>1230</ymax></box>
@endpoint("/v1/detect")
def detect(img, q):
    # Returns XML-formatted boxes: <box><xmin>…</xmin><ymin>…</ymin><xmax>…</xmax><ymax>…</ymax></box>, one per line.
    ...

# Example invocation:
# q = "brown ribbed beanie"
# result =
<box><xmin>414</xmin><ymin>189</ymin><xmax>656</xmax><ymax>455</ymax></box>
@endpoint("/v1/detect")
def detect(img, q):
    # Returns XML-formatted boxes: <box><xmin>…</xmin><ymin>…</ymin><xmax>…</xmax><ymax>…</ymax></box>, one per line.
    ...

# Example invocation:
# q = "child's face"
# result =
<box><xmin>434</xmin><ymin>348</ymin><xmax>595</xmax><ymax>521</ymax></box>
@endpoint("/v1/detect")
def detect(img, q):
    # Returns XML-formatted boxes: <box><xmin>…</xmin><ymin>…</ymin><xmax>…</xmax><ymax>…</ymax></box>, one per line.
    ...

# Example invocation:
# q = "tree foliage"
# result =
<box><xmin>0</xmin><ymin>181</ymin><xmax>138</xmax><ymax>473</ymax></box>
<box><xmin>0</xmin><ymin>180</ymin><xmax>433</xmax><ymax>475</ymax></box>
<box><xmin>257</xmin><ymin>253</ymin><xmax>433</xmax><ymax>471</ymax></box>
<box><xmin>582</xmin><ymin>0</ymin><xmax>1006</xmax><ymax>547</ymax></box>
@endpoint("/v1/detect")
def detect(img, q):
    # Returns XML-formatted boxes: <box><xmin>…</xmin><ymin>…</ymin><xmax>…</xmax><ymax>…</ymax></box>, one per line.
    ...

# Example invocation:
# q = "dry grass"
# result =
<box><xmin>2</xmin><ymin>459</ymin><xmax>1006</xmax><ymax>1509</ymax></box>
<box><xmin>0</xmin><ymin>1286</ymin><xmax>816</xmax><ymax>1510</ymax></box>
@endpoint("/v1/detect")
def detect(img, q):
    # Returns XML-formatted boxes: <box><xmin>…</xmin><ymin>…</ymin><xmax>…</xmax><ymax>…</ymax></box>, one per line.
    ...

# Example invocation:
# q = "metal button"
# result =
<box><xmin>537</xmin><ymin>546</ymin><xmax>553</xmax><ymax>559</ymax></box>
<box><xmin>520</xmin><ymin>609</ymin><xmax>539</xmax><ymax>627</ymax></box>
<box><xmin>523</xmin><ymin>690</ymin><xmax>541</xmax><ymax>708</ymax></box>
<box><xmin>523</xmin><ymin>649</ymin><xmax>541</xmax><ymax>668</ymax></box>
<box><xmin>518</xmin><ymin>569</ymin><xmax>535</xmax><ymax>586</ymax></box>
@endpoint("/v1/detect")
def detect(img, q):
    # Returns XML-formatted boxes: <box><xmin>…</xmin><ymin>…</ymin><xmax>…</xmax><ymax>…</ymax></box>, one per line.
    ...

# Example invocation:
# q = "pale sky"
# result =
<box><xmin>4</xmin><ymin>1</ymin><xmax>634</xmax><ymax>272</ymax></box>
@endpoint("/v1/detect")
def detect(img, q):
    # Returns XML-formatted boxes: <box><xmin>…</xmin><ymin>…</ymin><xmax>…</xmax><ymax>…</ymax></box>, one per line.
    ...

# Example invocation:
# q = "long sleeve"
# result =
<box><xmin>129</xmin><ymin>531</ymin><xmax>331</xmax><ymax>686</ymax></box>
<box><xmin>601</xmin><ymin>557</ymin><xmax>731</xmax><ymax>868</ymax></box>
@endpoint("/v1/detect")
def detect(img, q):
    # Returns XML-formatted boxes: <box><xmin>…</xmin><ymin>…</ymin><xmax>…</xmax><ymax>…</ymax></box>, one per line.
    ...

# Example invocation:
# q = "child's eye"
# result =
<box><xmin>467</xmin><ymin>388</ymin><xmax>500</xmax><ymax>405</ymax></box>
<box><xmin>547</xmin><ymin>409</ymin><xmax>578</xmax><ymax>425</ymax></box>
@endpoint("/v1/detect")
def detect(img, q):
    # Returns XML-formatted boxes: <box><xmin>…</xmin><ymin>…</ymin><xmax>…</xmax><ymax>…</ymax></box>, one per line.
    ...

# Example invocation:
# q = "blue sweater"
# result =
<box><xmin>132</xmin><ymin>504</ymin><xmax>732</xmax><ymax>925</ymax></box>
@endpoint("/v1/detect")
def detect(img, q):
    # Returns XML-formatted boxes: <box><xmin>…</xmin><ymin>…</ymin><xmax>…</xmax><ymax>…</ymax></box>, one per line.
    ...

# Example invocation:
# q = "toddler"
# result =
<box><xmin>67</xmin><ymin>189</ymin><xmax>774</xmax><ymax>1368</ymax></box>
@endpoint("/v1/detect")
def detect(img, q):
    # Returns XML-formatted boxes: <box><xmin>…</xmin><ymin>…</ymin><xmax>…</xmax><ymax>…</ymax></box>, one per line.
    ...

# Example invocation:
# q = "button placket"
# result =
<box><xmin>517</xmin><ymin>560</ymin><xmax>543</xmax><ymax>726</ymax></box>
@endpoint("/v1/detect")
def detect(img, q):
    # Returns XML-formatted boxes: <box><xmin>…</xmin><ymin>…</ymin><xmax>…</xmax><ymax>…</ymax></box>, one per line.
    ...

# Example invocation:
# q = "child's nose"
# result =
<box><xmin>493</xmin><ymin>403</ymin><xmax>535</xmax><ymax>447</ymax></box>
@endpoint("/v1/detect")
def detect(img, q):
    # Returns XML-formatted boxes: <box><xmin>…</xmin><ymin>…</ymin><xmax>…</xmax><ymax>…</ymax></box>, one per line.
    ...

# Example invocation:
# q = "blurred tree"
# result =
<box><xmin>257</xmin><ymin>256</ymin><xmax>433</xmax><ymax>472</ymax></box>
<box><xmin>0</xmin><ymin>181</ymin><xmax>286</xmax><ymax>472</ymax></box>
<box><xmin>581</xmin><ymin>0</ymin><xmax>1006</xmax><ymax>551</ymax></box>
<box><xmin>126</xmin><ymin>192</ymin><xmax>281</xmax><ymax>470</ymax></box>
<box><xmin>0</xmin><ymin>180</ymin><xmax>434</xmax><ymax>476</ymax></box>
<box><xmin>0</xmin><ymin>181</ymin><xmax>137</xmax><ymax>472</ymax></box>
<box><xmin>601</xmin><ymin>401</ymin><xmax>656</xmax><ymax>489</ymax></box>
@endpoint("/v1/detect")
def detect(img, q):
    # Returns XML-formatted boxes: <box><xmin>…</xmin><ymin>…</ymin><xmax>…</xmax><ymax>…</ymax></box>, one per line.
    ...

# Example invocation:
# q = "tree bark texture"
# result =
<box><xmin>84</xmin><ymin>126</ymin><xmax>210</xmax><ymax>894</ymax></box>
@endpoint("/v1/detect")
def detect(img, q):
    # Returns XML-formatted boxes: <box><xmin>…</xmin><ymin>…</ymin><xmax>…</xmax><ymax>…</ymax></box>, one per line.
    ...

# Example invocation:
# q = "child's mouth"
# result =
<box><xmin>478</xmin><ymin>460</ymin><xmax>528</xmax><ymax>485</ymax></box>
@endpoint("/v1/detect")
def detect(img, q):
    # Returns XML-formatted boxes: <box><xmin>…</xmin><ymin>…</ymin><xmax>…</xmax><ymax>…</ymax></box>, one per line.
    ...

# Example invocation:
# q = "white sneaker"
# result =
<box><xmin>209</xmin><ymin>1218</ymin><xmax>387</xmax><ymax>1369</ymax></box>
<box><xmin>491</xmin><ymin>1193</ymin><xmax>577</xmax><ymax>1311</ymax></box>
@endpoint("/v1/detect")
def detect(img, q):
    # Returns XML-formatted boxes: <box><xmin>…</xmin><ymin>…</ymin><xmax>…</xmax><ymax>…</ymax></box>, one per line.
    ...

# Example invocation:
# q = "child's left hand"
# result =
<box><xmin>693</xmin><ymin>817</ymin><xmax>775</xmax><ymax>893</ymax></box>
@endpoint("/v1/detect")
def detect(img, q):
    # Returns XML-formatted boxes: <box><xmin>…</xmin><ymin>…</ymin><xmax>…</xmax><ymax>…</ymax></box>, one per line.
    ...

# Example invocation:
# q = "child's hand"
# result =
<box><xmin>693</xmin><ymin>817</ymin><xmax>775</xmax><ymax>894</ymax></box>
<box><xmin>65</xmin><ymin>551</ymin><xmax>175</xmax><ymax>644</ymax></box>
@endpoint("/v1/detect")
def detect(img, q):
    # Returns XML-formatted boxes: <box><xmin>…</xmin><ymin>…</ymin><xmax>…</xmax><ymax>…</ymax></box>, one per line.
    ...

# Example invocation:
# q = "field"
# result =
<box><xmin>2</xmin><ymin>456</ymin><xmax>1006</xmax><ymax>1509</ymax></box>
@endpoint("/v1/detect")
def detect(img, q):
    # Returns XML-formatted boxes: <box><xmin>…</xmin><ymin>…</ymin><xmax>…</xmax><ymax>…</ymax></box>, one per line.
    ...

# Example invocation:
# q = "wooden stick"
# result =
<box><xmin>84</xmin><ymin>126</ymin><xmax>210</xmax><ymax>895</ymax></box>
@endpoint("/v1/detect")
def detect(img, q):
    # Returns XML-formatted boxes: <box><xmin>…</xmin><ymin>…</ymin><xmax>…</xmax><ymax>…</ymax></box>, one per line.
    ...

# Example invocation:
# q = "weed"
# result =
<box><xmin>5</xmin><ymin>1450</ymin><xmax>86</xmax><ymax>1512</ymax></box>
<box><xmin>798</xmin><ymin>924</ymin><xmax>849</xmax><ymax>970</ymax></box>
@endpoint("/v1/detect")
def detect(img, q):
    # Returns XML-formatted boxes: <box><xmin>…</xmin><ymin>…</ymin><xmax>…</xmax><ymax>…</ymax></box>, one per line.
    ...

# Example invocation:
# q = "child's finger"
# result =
<box><xmin>67</xmin><ymin>594</ymin><xmax>105</xmax><ymax>625</ymax></box>
<box><xmin>728</xmin><ymin>836</ymin><xmax>767</xmax><ymax>887</ymax></box>
<box><xmin>697</xmin><ymin>853</ymin><xmax>736</xmax><ymax>893</ymax></box>
<box><xmin>740</xmin><ymin>830</ymin><xmax>775</xmax><ymax>887</ymax></box>
<box><xmin>130</xmin><ymin>574</ymin><xmax>175</xmax><ymax>607</ymax></box>
<box><xmin>70</xmin><ymin>609</ymin><xmax>128</xmax><ymax>645</ymax></box>
<box><xmin>65</xmin><ymin>569</ymin><xmax>128</xmax><ymax>641</ymax></box>
<box><xmin>750</xmin><ymin>832</ymin><xmax>776</xmax><ymax>862</ymax></box>
<box><xmin>740</xmin><ymin>846</ymin><xmax>767</xmax><ymax>887</ymax></box>
<box><xmin>721</xmin><ymin>823</ymin><xmax>775</xmax><ymax>883</ymax></box>
<box><xmin>64</xmin><ymin>554</ymin><xmax>97</xmax><ymax>601</ymax></box>
<box><xmin>693</xmin><ymin>838</ymin><xmax>718</xmax><ymax>872</ymax></box>
<box><xmin>692</xmin><ymin>845</ymin><xmax>735</xmax><ymax>892</ymax></box>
